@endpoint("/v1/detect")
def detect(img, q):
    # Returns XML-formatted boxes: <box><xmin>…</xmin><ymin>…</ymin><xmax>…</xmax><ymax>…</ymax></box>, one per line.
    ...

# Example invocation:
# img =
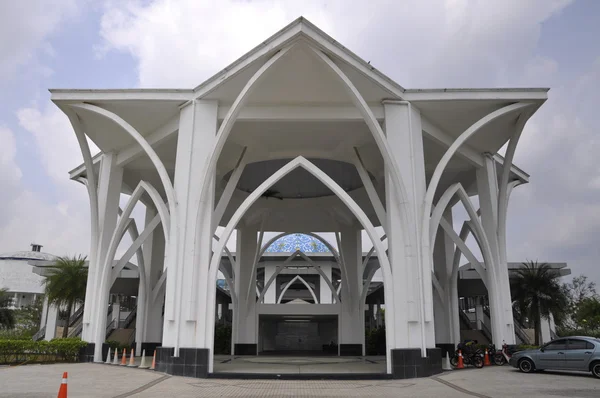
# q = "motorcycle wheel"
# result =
<box><xmin>450</xmin><ymin>355</ymin><xmax>459</xmax><ymax>367</ymax></box>
<box><xmin>473</xmin><ymin>355</ymin><xmax>484</xmax><ymax>368</ymax></box>
<box><xmin>493</xmin><ymin>354</ymin><xmax>506</xmax><ymax>366</ymax></box>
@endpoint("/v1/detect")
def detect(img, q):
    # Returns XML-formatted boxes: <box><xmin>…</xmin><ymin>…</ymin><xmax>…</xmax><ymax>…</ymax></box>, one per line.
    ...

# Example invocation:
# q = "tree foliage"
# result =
<box><xmin>0</xmin><ymin>289</ymin><xmax>15</xmax><ymax>330</ymax></box>
<box><xmin>511</xmin><ymin>261</ymin><xmax>568</xmax><ymax>345</ymax></box>
<box><xmin>43</xmin><ymin>256</ymin><xmax>88</xmax><ymax>338</ymax></box>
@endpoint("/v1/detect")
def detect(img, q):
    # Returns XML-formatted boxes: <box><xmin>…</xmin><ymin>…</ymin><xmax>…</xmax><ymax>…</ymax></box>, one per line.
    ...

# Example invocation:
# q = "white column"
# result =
<box><xmin>476</xmin><ymin>154</ymin><xmax>515</xmax><ymax>345</ymax></box>
<box><xmin>44</xmin><ymin>304</ymin><xmax>59</xmax><ymax>341</ymax></box>
<box><xmin>112</xmin><ymin>296</ymin><xmax>120</xmax><ymax>325</ymax></box>
<box><xmin>143</xmin><ymin>208</ymin><xmax>166</xmax><ymax>345</ymax></box>
<box><xmin>263</xmin><ymin>263</ymin><xmax>277</xmax><ymax>304</ymax></box>
<box><xmin>234</xmin><ymin>227</ymin><xmax>258</xmax><ymax>353</ymax></box>
<box><xmin>161</xmin><ymin>100</ymin><xmax>218</xmax><ymax>354</ymax></box>
<box><xmin>92</xmin><ymin>153</ymin><xmax>123</xmax><ymax>361</ymax></box>
<box><xmin>384</xmin><ymin>101</ymin><xmax>435</xmax><ymax>354</ymax></box>
<box><xmin>40</xmin><ymin>296</ymin><xmax>49</xmax><ymax>331</ymax></box>
<box><xmin>319</xmin><ymin>263</ymin><xmax>333</xmax><ymax>304</ymax></box>
<box><xmin>433</xmin><ymin>226</ymin><xmax>451</xmax><ymax>345</ymax></box>
<box><xmin>339</xmin><ymin>227</ymin><xmax>363</xmax><ymax>352</ymax></box>
<box><xmin>475</xmin><ymin>298</ymin><xmax>484</xmax><ymax>330</ymax></box>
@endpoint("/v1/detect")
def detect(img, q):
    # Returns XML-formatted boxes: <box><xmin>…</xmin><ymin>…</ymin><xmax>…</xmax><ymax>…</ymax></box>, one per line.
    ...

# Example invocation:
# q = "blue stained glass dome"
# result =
<box><xmin>265</xmin><ymin>233</ymin><xmax>331</xmax><ymax>253</ymax></box>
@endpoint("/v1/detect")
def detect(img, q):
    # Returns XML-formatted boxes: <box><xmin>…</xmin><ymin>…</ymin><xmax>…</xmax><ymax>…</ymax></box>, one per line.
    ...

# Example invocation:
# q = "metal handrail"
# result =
<box><xmin>105</xmin><ymin>319</ymin><xmax>116</xmax><ymax>338</ymax></box>
<box><xmin>68</xmin><ymin>305</ymin><xmax>85</xmax><ymax>327</ymax></box>
<box><xmin>459</xmin><ymin>309</ymin><xmax>476</xmax><ymax>329</ymax></box>
<box><xmin>122</xmin><ymin>306</ymin><xmax>137</xmax><ymax>329</ymax></box>
<box><xmin>32</xmin><ymin>327</ymin><xmax>46</xmax><ymax>341</ymax></box>
<box><xmin>481</xmin><ymin>320</ymin><xmax>493</xmax><ymax>342</ymax></box>
<box><xmin>68</xmin><ymin>321</ymin><xmax>83</xmax><ymax>338</ymax></box>
<box><xmin>514</xmin><ymin>322</ymin><xmax>531</xmax><ymax>345</ymax></box>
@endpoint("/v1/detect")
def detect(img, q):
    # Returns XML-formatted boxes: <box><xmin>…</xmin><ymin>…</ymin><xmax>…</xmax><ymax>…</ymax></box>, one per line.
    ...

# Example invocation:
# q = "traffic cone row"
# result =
<box><xmin>104</xmin><ymin>347</ymin><xmax>157</xmax><ymax>370</ymax></box>
<box><xmin>57</xmin><ymin>372</ymin><xmax>68</xmax><ymax>398</ymax></box>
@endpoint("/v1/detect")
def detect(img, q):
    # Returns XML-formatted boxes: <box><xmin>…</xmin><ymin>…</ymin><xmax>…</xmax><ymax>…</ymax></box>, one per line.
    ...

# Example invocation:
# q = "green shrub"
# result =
<box><xmin>214</xmin><ymin>324</ymin><xmax>231</xmax><ymax>355</ymax></box>
<box><xmin>365</xmin><ymin>326</ymin><xmax>386</xmax><ymax>355</ymax></box>
<box><xmin>517</xmin><ymin>344</ymin><xmax>539</xmax><ymax>351</ymax></box>
<box><xmin>0</xmin><ymin>337</ymin><xmax>87</xmax><ymax>364</ymax></box>
<box><xmin>104</xmin><ymin>340</ymin><xmax>130</xmax><ymax>351</ymax></box>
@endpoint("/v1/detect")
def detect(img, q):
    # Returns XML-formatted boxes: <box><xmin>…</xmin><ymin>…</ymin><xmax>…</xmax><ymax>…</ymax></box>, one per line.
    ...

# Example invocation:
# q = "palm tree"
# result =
<box><xmin>0</xmin><ymin>288</ymin><xmax>16</xmax><ymax>330</ymax></box>
<box><xmin>511</xmin><ymin>261</ymin><xmax>568</xmax><ymax>345</ymax></box>
<box><xmin>43</xmin><ymin>256</ymin><xmax>88</xmax><ymax>338</ymax></box>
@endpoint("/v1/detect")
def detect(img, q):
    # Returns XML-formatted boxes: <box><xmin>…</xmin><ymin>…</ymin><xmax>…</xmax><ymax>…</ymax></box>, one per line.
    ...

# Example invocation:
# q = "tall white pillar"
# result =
<box><xmin>44</xmin><ymin>304</ymin><xmax>59</xmax><ymax>341</ymax></box>
<box><xmin>143</xmin><ymin>213</ymin><xmax>166</xmax><ymax>346</ymax></box>
<box><xmin>319</xmin><ymin>263</ymin><xmax>333</xmax><ymax>304</ymax></box>
<box><xmin>234</xmin><ymin>227</ymin><xmax>258</xmax><ymax>354</ymax></box>
<box><xmin>432</xmin><ymin>225</ymin><xmax>451</xmax><ymax>345</ymax></box>
<box><xmin>263</xmin><ymin>263</ymin><xmax>277</xmax><ymax>304</ymax></box>
<box><xmin>339</xmin><ymin>227</ymin><xmax>363</xmax><ymax>355</ymax></box>
<box><xmin>476</xmin><ymin>154</ymin><xmax>515</xmax><ymax>345</ymax></box>
<box><xmin>91</xmin><ymin>153</ymin><xmax>123</xmax><ymax>361</ymax></box>
<box><xmin>384</xmin><ymin>101</ymin><xmax>436</xmax><ymax>353</ymax></box>
<box><xmin>161</xmin><ymin>100</ymin><xmax>218</xmax><ymax>355</ymax></box>
<box><xmin>384</xmin><ymin>101</ymin><xmax>440</xmax><ymax>377</ymax></box>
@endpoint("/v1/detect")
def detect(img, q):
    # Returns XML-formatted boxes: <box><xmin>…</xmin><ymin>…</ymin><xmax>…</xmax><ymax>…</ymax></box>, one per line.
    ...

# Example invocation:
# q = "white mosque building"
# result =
<box><xmin>48</xmin><ymin>18</ymin><xmax>566</xmax><ymax>378</ymax></box>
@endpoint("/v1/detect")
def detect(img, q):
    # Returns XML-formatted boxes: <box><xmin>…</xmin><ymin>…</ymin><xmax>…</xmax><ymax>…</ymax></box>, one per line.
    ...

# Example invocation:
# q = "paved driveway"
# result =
<box><xmin>0</xmin><ymin>363</ymin><xmax>598</xmax><ymax>397</ymax></box>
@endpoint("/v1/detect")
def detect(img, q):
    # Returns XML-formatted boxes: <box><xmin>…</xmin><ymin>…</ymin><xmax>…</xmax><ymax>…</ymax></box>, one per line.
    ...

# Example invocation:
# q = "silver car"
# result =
<box><xmin>509</xmin><ymin>336</ymin><xmax>600</xmax><ymax>378</ymax></box>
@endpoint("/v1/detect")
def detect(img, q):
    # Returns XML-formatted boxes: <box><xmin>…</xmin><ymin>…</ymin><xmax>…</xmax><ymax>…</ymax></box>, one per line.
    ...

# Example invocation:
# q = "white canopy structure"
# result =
<box><xmin>53</xmin><ymin>18</ymin><xmax>548</xmax><ymax>378</ymax></box>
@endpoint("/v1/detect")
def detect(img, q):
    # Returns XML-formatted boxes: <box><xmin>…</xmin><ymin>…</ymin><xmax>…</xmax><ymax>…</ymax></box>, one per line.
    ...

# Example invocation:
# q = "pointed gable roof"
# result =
<box><xmin>192</xmin><ymin>17</ymin><xmax>405</xmax><ymax>103</ymax></box>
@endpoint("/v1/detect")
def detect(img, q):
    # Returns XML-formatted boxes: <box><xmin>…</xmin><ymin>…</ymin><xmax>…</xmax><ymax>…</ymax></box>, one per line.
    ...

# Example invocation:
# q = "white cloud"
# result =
<box><xmin>0</xmin><ymin>104</ymin><xmax>93</xmax><ymax>256</ymax></box>
<box><xmin>0</xmin><ymin>0</ymin><xmax>79</xmax><ymax>80</ymax></box>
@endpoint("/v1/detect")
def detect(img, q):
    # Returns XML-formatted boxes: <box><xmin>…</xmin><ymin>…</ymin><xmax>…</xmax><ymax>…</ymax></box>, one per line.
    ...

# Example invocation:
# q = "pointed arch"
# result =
<box><xmin>69</xmin><ymin>103</ymin><xmax>175</xmax><ymax>216</ymax></box>
<box><xmin>295</xmin><ymin>251</ymin><xmax>341</xmax><ymax>304</ymax></box>
<box><xmin>277</xmin><ymin>275</ymin><xmax>319</xmax><ymax>304</ymax></box>
<box><xmin>309</xmin><ymin>47</ymin><xmax>413</xmax><ymax>253</ymax></box>
<box><xmin>258</xmin><ymin>250</ymin><xmax>302</xmax><ymax>304</ymax></box>
<box><xmin>93</xmin><ymin>180</ymin><xmax>171</xmax><ymax>354</ymax></box>
<box><xmin>251</xmin><ymin>231</ymin><xmax>343</xmax><ymax>304</ymax></box>
<box><xmin>204</xmin><ymin>156</ymin><xmax>396</xmax><ymax>373</ymax></box>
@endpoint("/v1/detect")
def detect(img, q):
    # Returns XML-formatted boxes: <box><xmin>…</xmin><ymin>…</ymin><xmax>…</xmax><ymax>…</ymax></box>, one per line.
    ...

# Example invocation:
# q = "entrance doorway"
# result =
<box><xmin>259</xmin><ymin>315</ymin><xmax>338</xmax><ymax>355</ymax></box>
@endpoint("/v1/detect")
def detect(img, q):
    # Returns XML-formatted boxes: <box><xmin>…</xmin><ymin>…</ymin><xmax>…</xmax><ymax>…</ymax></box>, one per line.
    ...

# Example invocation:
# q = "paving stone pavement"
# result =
<box><xmin>1</xmin><ymin>362</ymin><xmax>599</xmax><ymax>397</ymax></box>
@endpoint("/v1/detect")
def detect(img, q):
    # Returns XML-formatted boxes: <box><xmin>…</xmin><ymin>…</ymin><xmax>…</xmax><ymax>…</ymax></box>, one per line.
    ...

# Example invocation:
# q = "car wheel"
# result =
<box><xmin>591</xmin><ymin>362</ymin><xmax>600</xmax><ymax>379</ymax></box>
<box><xmin>518</xmin><ymin>358</ymin><xmax>535</xmax><ymax>374</ymax></box>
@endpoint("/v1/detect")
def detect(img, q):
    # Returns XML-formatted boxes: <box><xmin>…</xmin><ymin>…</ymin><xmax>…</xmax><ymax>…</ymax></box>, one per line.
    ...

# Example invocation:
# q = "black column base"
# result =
<box><xmin>78</xmin><ymin>343</ymin><xmax>109</xmax><ymax>362</ymax></box>
<box><xmin>339</xmin><ymin>344</ymin><xmax>362</xmax><ymax>356</ymax></box>
<box><xmin>156</xmin><ymin>347</ymin><xmax>209</xmax><ymax>378</ymax></box>
<box><xmin>141</xmin><ymin>342</ymin><xmax>162</xmax><ymax>355</ymax></box>
<box><xmin>435</xmin><ymin>343</ymin><xmax>455</xmax><ymax>359</ymax></box>
<box><xmin>79</xmin><ymin>343</ymin><xmax>95</xmax><ymax>362</ymax></box>
<box><xmin>234</xmin><ymin>343</ymin><xmax>257</xmax><ymax>355</ymax></box>
<box><xmin>391</xmin><ymin>348</ymin><xmax>442</xmax><ymax>379</ymax></box>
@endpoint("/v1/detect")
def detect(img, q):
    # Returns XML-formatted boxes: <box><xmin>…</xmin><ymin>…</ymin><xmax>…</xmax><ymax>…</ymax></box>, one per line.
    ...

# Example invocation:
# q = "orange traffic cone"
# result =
<box><xmin>57</xmin><ymin>372</ymin><xmax>68</xmax><ymax>398</ymax></box>
<box><xmin>456</xmin><ymin>350</ymin><xmax>465</xmax><ymax>369</ymax></box>
<box><xmin>484</xmin><ymin>349</ymin><xmax>491</xmax><ymax>366</ymax></box>
<box><xmin>149</xmin><ymin>350</ymin><xmax>156</xmax><ymax>370</ymax></box>
<box><xmin>120</xmin><ymin>348</ymin><xmax>127</xmax><ymax>366</ymax></box>
<box><xmin>127</xmin><ymin>348</ymin><xmax>136</xmax><ymax>367</ymax></box>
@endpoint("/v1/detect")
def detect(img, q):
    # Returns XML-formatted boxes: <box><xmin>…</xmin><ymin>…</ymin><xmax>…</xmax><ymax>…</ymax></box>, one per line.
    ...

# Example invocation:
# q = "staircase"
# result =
<box><xmin>459</xmin><ymin>309</ymin><xmax>490</xmax><ymax>344</ymax></box>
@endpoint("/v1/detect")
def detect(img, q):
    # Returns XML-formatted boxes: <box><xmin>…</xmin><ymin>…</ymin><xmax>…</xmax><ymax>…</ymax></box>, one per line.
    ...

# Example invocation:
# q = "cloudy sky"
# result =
<box><xmin>0</xmin><ymin>1</ymin><xmax>599</xmax><ymax>285</ymax></box>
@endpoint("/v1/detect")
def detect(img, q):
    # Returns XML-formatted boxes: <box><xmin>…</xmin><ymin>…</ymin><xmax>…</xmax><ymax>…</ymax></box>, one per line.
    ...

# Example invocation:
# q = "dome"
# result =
<box><xmin>0</xmin><ymin>251</ymin><xmax>57</xmax><ymax>262</ymax></box>
<box><xmin>265</xmin><ymin>233</ymin><xmax>331</xmax><ymax>253</ymax></box>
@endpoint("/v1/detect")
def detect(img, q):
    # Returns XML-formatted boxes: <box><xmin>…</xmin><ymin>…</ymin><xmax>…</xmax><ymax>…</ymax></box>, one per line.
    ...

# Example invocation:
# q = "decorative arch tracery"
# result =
<box><xmin>204</xmin><ymin>156</ymin><xmax>396</xmax><ymax>373</ymax></box>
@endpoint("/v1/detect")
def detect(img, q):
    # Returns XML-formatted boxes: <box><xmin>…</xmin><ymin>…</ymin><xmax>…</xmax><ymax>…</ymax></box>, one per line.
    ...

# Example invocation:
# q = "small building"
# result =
<box><xmin>0</xmin><ymin>244</ymin><xmax>53</xmax><ymax>309</ymax></box>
